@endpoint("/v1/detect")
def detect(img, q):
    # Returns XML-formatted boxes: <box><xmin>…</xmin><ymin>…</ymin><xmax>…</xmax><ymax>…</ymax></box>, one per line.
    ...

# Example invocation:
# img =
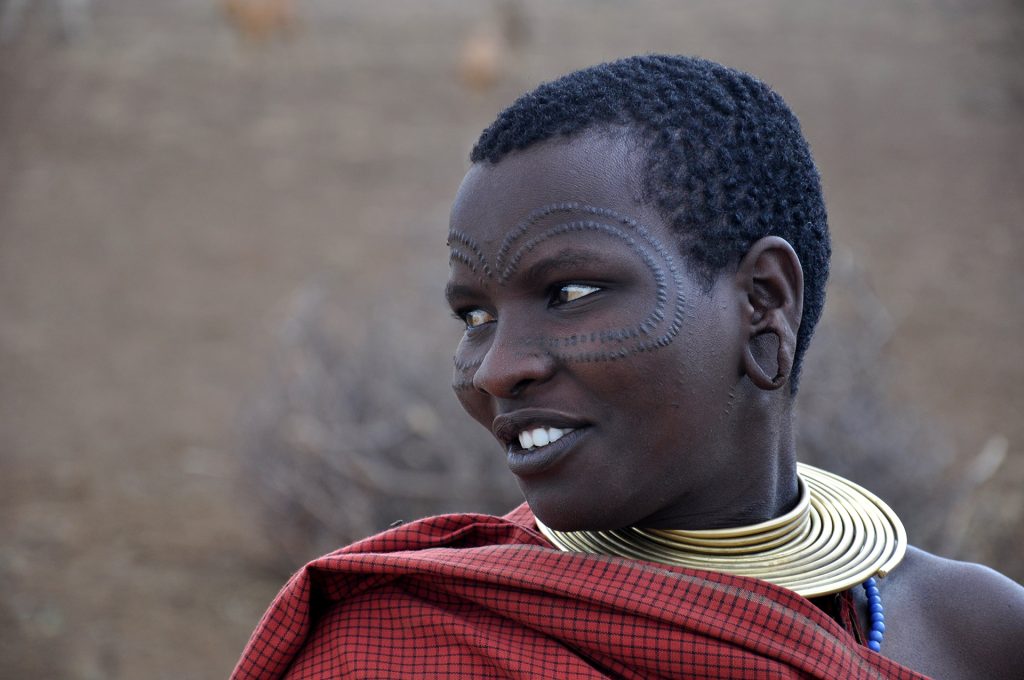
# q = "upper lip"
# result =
<box><xmin>492</xmin><ymin>409</ymin><xmax>590</xmax><ymax>446</ymax></box>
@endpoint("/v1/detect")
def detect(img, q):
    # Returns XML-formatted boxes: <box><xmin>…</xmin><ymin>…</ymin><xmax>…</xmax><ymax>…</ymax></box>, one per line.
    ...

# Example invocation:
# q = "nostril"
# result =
<box><xmin>509</xmin><ymin>377</ymin><xmax>534</xmax><ymax>397</ymax></box>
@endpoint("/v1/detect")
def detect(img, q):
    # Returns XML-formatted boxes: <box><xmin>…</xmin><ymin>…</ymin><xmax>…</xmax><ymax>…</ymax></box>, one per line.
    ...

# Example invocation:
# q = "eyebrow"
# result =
<box><xmin>522</xmin><ymin>248</ymin><xmax>612</xmax><ymax>283</ymax></box>
<box><xmin>444</xmin><ymin>282</ymin><xmax>478</xmax><ymax>305</ymax></box>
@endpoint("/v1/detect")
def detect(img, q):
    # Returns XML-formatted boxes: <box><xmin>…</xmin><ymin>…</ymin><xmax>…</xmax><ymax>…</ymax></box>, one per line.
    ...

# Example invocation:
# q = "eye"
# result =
<box><xmin>554</xmin><ymin>283</ymin><xmax>601</xmax><ymax>305</ymax></box>
<box><xmin>461</xmin><ymin>308</ymin><xmax>495</xmax><ymax>330</ymax></box>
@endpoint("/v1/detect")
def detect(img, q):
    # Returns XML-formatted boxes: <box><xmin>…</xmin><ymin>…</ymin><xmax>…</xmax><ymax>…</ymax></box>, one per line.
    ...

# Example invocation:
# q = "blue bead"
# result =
<box><xmin>861</xmin><ymin>578</ymin><xmax>886</xmax><ymax>653</ymax></box>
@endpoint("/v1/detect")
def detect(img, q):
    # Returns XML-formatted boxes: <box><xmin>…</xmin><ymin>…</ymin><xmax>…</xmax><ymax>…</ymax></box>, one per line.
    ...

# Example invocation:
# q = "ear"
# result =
<box><xmin>736</xmin><ymin>236</ymin><xmax>804</xmax><ymax>391</ymax></box>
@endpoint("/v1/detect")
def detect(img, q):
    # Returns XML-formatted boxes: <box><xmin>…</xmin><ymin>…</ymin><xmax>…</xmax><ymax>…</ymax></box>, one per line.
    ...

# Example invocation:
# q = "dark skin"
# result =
<box><xmin>446</xmin><ymin>129</ymin><xmax>1024</xmax><ymax>678</ymax></box>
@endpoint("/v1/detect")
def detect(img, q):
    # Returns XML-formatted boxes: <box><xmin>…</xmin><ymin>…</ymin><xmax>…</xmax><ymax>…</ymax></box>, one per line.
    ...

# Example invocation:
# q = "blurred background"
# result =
<box><xmin>1</xmin><ymin>0</ymin><xmax>1022</xmax><ymax>677</ymax></box>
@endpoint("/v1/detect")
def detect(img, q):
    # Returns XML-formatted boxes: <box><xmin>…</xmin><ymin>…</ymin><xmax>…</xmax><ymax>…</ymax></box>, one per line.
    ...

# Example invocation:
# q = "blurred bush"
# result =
<box><xmin>241</xmin><ymin>274</ymin><xmax>521</xmax><ymax>570</ymax></box>
<box><xmin>796</xmin><ymin>247</ymin><xmax>958</xmax><ymax>549</ymax></box>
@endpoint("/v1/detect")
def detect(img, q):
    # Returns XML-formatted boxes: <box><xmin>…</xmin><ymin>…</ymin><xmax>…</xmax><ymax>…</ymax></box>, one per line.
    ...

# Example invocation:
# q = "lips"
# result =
<box><xmin>505</xmin><ymin>427</ymin><xmax>587</xmax><ymax>477</ymax></box>
<box><xmin>492</xmin><ymin>409</ymin><xmax>590</xmax><ymax>451</ymax></box>
<box><xmin>491</xmin><ymin>409</ymin><xmax>590</xmax><ymax>477</ymax></box>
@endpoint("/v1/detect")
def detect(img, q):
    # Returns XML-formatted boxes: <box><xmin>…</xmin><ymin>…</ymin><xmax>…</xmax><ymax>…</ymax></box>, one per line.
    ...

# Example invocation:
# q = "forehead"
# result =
<box><xmin>450</xmin><ymin>131</ymin><xmax>663</xmax><ymax>247</ymax></box>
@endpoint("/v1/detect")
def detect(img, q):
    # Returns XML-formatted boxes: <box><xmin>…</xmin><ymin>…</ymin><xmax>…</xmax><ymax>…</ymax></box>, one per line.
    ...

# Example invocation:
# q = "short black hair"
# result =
<box><xmin>471</xmin><ymin>55</ymin><xmax>829</xmax><ymax>388</ymax></box>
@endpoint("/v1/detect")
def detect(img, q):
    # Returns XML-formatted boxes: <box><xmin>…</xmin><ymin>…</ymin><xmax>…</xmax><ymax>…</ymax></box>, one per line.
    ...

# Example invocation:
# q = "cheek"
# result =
<box><xmin>601</xmin><ymin>348</ymin><xmax>702</xmax><ymax>427</ymax></box>
<box><xmin>451</xmin><ymin>359</ymin><xmax>492</xmax><ymax>431</ymax></box>
<box><xmin>451</xmin><ymin>348</ymin><xmax>478</xmax><ymax>391</ymax></box>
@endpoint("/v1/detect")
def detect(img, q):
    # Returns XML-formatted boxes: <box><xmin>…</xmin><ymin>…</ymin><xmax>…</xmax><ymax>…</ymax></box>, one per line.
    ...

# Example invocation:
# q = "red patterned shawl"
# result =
<box><xmin>232</xmin><ymin>504</ymin><xmax>929</xmax><ymax>679</ymax></box>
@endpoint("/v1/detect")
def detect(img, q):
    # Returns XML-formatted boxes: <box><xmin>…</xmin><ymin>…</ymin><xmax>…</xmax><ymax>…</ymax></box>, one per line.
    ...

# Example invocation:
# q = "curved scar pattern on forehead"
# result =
<box><xmin>448</xmin><ymin>203</ymin><xmax>688</xmax><ymax>389</ymax></box>
<box><xmin>448</xmin><ymin>228</ymin><xmax>492</xmax><ymax>278</ymax></box>
<box><xmin>448</xmin><ymin>248</ymin><xmax>477</xmax><ymax>274</ymax></box>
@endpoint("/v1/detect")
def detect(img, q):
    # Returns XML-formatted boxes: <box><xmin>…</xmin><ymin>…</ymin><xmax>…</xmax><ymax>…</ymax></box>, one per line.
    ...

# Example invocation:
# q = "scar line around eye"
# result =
<box><xmin>448</xmin><ymin>202</ymin><xmax>689</xmax><ymax>365</ymax></box>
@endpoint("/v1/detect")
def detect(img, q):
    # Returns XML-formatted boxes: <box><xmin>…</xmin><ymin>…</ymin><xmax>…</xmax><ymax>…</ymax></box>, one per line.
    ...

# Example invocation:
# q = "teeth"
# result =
<box><xmin>517</xmin><ymin>427</ymin><xmax>572</xmax><ymax>451</ymax></box>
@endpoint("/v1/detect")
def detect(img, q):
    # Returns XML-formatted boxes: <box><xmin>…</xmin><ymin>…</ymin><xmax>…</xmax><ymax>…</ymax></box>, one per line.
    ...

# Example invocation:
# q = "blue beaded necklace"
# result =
<box><xmin>863</xmin><ymin>577</ymin><xmax>886</xmax><ymax>652</ymax></box>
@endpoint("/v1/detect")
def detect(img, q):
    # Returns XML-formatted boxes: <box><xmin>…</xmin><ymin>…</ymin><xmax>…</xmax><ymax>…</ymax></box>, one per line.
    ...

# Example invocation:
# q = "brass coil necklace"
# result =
<box><xmin>536</xmin><ymin>463</ymin><xmax>907</xmax><ymax>598</ymax></box>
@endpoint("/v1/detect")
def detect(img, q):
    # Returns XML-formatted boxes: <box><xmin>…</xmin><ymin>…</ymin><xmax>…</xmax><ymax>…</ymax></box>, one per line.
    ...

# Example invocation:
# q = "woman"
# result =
<box><xmin>233</xmin><ymin>56</ymin><xmax>1023</xmax><ymax>679</ymax></box>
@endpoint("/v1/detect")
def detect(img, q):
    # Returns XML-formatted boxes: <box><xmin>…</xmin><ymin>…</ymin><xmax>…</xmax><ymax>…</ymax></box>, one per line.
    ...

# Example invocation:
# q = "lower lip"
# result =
<box><xmin>506</xmin><ymin>427</ymin><xmax>587</xmax><ymax>477</ymax></box>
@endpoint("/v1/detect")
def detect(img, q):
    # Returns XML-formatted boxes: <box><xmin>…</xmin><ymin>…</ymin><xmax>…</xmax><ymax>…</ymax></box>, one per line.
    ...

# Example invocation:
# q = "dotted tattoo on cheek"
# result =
<box><xmin>451</xmin><ymin>354</ymin><xmax>483</xmax><ymax>393</ymax></box>
<box><xmin>448</xmin><ymin>203</ymin><xmax>689</xmax><ymax>390</ymax></box>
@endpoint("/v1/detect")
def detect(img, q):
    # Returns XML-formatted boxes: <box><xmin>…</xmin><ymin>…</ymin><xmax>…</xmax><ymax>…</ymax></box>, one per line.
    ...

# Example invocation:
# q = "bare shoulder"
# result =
<box><xmin>876</xmin><ymin>546</ymin><xmax>1024</xmax><ymax>679</ymax></box>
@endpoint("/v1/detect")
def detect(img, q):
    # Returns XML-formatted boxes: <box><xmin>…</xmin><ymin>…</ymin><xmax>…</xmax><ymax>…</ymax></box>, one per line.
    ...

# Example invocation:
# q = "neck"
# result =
<box><xmin>643</xmin><ymin>394</ymin><xmax>799</xmax><ymax>530</ymax></box>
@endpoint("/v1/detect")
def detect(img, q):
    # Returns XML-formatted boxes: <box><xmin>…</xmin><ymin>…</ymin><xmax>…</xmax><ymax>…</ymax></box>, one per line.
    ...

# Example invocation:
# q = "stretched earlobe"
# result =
<box><xmin>737</xmin><ymin>236</ymin><xmax>803</xmax><ymax>392</ymax></box>
<box><xmin>743</xmin><ymin>320</ymin><xmax>796</xmax><ymax>390</ymax></box>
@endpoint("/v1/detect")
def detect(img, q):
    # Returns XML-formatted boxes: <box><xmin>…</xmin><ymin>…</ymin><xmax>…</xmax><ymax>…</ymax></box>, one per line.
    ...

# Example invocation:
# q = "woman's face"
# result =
<box><xmin>446</xmin><ymin>131</ymin><xmax>751</xmax><ymax>531</ymax></box>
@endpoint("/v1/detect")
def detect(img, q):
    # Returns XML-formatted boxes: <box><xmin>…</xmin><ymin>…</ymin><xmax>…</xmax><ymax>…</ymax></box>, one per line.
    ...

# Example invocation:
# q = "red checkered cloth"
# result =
<box><xmin>232</xmin><ymin>504</ymin><xmax>930</xmax><ymax>679</ymax></box>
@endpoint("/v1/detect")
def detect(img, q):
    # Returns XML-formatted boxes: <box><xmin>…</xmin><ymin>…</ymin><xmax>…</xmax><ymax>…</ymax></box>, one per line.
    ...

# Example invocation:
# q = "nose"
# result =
<box><xmin>472</xmin><ymin>324</ymin><xmax>556</xmax><ymax>399</ymax></box>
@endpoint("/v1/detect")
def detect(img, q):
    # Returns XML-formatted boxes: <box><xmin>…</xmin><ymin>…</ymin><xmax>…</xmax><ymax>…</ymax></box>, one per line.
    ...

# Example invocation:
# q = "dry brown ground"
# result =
<box><xmin>1</xmin><ymin>1</ymin><xmax>1021</xmax><ymax>677</ymax></box>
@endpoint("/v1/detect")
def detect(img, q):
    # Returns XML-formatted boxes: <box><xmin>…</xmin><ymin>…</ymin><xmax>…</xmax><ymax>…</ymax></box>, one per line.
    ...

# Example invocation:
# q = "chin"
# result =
<box><xmin>525</xmin><ymin>494</ymin><xmax>627</xmax><ymax>533</ymax></box>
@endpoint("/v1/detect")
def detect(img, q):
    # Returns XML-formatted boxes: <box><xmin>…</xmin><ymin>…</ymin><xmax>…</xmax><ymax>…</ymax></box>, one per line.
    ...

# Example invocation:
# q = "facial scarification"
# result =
<box><xmin>449</xmin><ymin>202</ymin><xmax>688</xmax><ymax>391</ymax></box>
<box><xmin>448</xmin><ymin>228</ymin><xmax>492</xmax><ymax>278</ymax></box>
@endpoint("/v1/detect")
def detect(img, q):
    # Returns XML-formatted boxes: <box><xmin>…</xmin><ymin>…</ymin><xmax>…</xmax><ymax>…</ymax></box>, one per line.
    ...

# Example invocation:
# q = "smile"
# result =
<box><xmin>506</xmin><ymin>427</ymin><xmax>587</xmax><ymax>477</ymax></box>
<box><xmin>517</xmin><ymin>427</ymin><xmax>575</xmax><ymax>451</ymax></box>
<box><xmin>492</xmin><ymin>410</ymin><xmax>590</xmax><ymax>475</ymax></box>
